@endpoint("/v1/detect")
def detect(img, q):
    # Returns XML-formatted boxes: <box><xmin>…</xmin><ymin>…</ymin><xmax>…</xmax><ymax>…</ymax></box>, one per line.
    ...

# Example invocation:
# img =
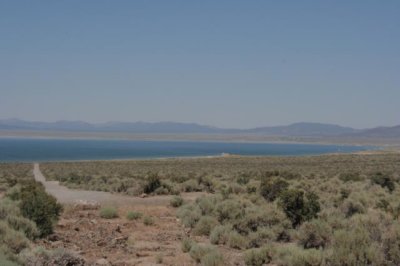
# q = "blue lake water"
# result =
<box><xmin>0</xmin><ymin>138</ymin><xmax>372</xmax><ymax>162</ymax></box>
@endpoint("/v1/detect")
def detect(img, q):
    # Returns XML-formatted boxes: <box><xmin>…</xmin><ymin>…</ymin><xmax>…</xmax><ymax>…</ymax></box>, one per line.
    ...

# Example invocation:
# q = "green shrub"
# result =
<box><xmin>126</xmin><ymin>211</ymin><xmax>142</xmax><ymax>220</ymax></box>
<box><xmin>246</xmin><ymin>184</ymin><xmax>258</xmax><ymax>194</ymax></box>
<box><xmin>4</xmin><ymin>186</ymin><xmax>22</xmax><ymax>202</ymax></box>
<box><xmin>376</xmin><ymin>198</ymin><xmax>391</xmax><ymax>212</ymax></box>
<box><xmin>339</xmin><ymin>188</ymin><xmax>351</xmax><ymax>200</ymax></box>
<box><xmin>189</xmin><ymin>244</ymin><xmax>218</xmax><ymax>264</ymax></box>
<box><xmin>349</xmin><ymin>210</ymin><xmax>391</xmax><ymax>242</ymax></box>
<box><xmin>329</xmin><ymin>228</ymin><xmax>384</xmax><ymax>265</ymax></box>
<box><xmin>370</xmin><ymin>172</ymin><xmax>395</xmax><ymax>192</ymax></box>
<box><xmin>215</xmin><ymin>199</ymin><xmax>244</xmax><ymax>222</ymax></box>
<box><xmin>143</xmin><ymin>216</ymin><xmax>154</xmax><ymax>226</ymax></box>
<box><xmin>99</xmin><ymin>207</ymin><xmax>118</xmax><ymax>219</ymax></box>
<box><xmin>196</xmin><ymin>196</ymin><xmax>216</xmax><ymax>215</ymax></box>
<box><xmin>18</xmin><ymin>181</ymin><xmax>62</xmax><ymax>237</ymax></box>
<box><xmin>279</xmin><ymin>189</ymin><xmax>320</xmax><ymax>227</ymax></box>
<box><xmin>228</xmin><ymin>231</ymin><xmax>247</xmax><ymax>249</ymax></box>
<box><xmin>341</xmin><ymin>198</ymin><xmax>366</xmax><ymax>218</ymax></box>
<box><xmin>193</xmin><ymin>216</ymin><xmax>219</xmax><ymax>236</ymax></box>
<box><xmin>232</xmin><ymin>204</ymin><xmax>287</xmax><ymax>235</ymax></box>
<box><xmin>0</xmin><ymin>222</ymin><xmax>30</xmax><ymax>254</ymax></box>
<box><xmin>181</xmin><ymin>237</ymin><xmax>194</xmax><ymax>253</ymax></box>
<box><xmin>143</xmin><ymin>173</ymin><xmax>161</xmax><ymax>194</ymax></box>
<box><xmin>197</xmin><ymin>176</ymin><xmax>215</xmax><ymax>193</ymax></box>
<box><xmin>339</xmin><ymin>172</ymin><xmax>363</xmax><ymax>182</ymax></box>
<box><xmin>0</xmin><ymin>253</ymin><xmax>18</xmax><ymax>266</ymax></box>
<box><xmin>244</xmin><ymin>246</ymin><xmax>273</xmax><ymax>266</ymax></box>
<box><xmin>201</xmin><ymin>249</ymin><xmax>223</xmax><ymax>266</ymax></box>
<box><xmin>170</xmin><ymin>195</ymin><xmax>184</xmax><ymax>208</ymax></box>
<box><xmin>177</xmin><ymin>205</ymin><xmax>201</xmax><ymax>228</ymax></box>
<box><xmin>0</xmin><ymin>198</ymin><xmax>21</xmax><ymax>219</ymax></box>
<box><xmin>228</xmin><ymin>183</ymin><xmax>246</xmax><ymax>194</ymax></box>
<box><xmin>298</xmin><ymin>219</ymin><xmax>332</xmax><ymax>249</ymax></box>
<box><xmin>237</xmin><ymin>175</ymin><xmax>250</xmax><ymax>185</ymax></box>
<box><xmin>382</xmin><ymin>223</ymin><xmax>400</xmax><ymax>265</ymax></box>
<box><xmin>0</xmin><ymin>248</ymin><xmax>21</xmax><ymax>266</ymax></box>
<box><xmin>210</xmin><ymin>225</ymin><xmax>231</xmax><ymax>245</ymax></box>
<box><xmin>181</xmin><ymin>179</ymin><xmax>201</xmax><ymax>192</ymax></box>
<box><xmin>247</xmin><ymin>227</ymin><xmax>276</xmax><ymax>248</ymax></box>
<box><xmin>281</xmin><ymin>245</ymin><xmax>324</xmax><ymax>266</ymax></box>
<box><xmin>6</xmin><ymin>215</ymin><xmax>39</xmax><ymax>240</ymax></box>
<box><xmin>260</xmin><ymin>177</ymin><xmax>289</xmax><ymax>202</ymax></box>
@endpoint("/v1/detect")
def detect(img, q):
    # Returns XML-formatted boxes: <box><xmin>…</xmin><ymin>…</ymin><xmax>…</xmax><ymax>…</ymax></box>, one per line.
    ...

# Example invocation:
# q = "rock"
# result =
<box><xmin>140</xmin><ymin>193</ymin><xmax>147</xmax><ymax>198</ymax></box>
<box><xmin>50</xmin><ymin>240</ymin><xmax>63</xmax><ymax>248</ymax></box>
<box><xmin>136</xmin><ymin>252</ymin><xmax>150</xmax><ymax>257</ymax></box>
<box><xmin>57</xmin><ymin>219</ymin><xmax>69</xmax><ymax>228</ymax></box>
<box><xmin>115</xmin><ymin>225</ymin><xmax>121</xmax><ymax>233</ymax></box>
<box><xmin>111</xmin><ymin>236</ymin><xmax>128</xmax><ymax>246</ymax></box>
<box><xmin>48</xmin><ymin>234</ymin><xmax>61</xmax><ymax>241</ymax></box>
<box><xmin>97</xmin><ymin>240</ymin><xmax>107</xmax><ymax>247</ymax></box>
<box><xmin>95</xmin><ymin>258</ymin><xmax>111</xmax><ymax>266</ymax></box>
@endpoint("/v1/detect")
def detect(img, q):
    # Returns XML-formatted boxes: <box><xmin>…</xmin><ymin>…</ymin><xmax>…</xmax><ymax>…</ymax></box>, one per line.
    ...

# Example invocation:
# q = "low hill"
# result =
<box><xmin>1</xmin><ymin>119</ymin><xmax>399</xmax><ymax>139</ymax></box>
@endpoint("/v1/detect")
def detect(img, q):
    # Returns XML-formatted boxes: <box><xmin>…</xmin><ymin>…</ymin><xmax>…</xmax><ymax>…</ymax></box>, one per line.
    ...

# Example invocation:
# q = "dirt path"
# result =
<box><xmin>33</xmin><ymin>163</ymin><xmax>200</xmax><ymax>265</ymax></box>
<box><xmin>33</xmin><ymin>163</ymin><xmax>203</xmax><ymax>205</ymax></box>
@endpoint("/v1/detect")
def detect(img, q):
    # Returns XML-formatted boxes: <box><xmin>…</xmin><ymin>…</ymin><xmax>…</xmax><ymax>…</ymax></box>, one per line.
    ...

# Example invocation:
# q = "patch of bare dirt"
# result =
<box><xmin>36</xmin><ymin>204</ymin><xmax>195</xmax><ymax>265</ymax></box>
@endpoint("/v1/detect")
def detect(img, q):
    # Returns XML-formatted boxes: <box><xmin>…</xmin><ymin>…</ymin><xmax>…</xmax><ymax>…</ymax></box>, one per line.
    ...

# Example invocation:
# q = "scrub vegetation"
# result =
<box><xmin>38</xmin><ymin>153</ymin><xmax>400</xmax><ymax>265</ymax></box>
<box><xmin>0</xmin><ymin>164</ymin><xmax>66</xmax><ymax>265</ymax></box>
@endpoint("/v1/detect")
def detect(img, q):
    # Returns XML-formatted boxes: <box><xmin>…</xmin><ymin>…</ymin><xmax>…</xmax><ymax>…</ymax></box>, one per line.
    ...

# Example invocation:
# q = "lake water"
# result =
<box><xmin>0</xmin><ymin>138</ymin><xmax>372</xmax><ymax>162</ymax></box>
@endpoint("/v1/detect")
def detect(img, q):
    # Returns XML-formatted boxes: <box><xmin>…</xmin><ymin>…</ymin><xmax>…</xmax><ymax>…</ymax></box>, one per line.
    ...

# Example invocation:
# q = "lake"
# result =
<box><xmin>0</xmin><ymin>138</ymin><xmax>372</xmax><ymax>162</ymax></box>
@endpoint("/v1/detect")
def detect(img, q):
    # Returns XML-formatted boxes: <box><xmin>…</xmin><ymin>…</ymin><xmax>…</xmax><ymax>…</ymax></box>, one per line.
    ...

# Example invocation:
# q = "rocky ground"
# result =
<box><xmin>36</xmin><ymin>203</ymin><xmax>195</xmax><ymax>266</ymax></box>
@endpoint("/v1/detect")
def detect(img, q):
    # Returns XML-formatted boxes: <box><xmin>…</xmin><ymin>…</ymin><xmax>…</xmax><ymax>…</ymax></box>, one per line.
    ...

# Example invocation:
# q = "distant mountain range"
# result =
<box><xmin>0</xmin><ymin>119</ymin><xmax>399</xmax><ymax>138</ymax></box>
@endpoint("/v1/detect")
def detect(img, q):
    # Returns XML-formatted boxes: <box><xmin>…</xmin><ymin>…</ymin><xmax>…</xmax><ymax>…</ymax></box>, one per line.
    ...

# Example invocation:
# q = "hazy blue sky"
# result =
<box><xmin>1</xmin><ymin>1</ymin><xmax>399</xmax><ymax>129</ymax></box>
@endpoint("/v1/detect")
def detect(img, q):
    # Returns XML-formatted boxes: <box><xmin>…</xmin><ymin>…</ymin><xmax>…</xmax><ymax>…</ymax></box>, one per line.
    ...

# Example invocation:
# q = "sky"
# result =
<box><xmin>0</xmin><ymin>1</ymin><xmax>399</xmax><ymax>129</ymax></box>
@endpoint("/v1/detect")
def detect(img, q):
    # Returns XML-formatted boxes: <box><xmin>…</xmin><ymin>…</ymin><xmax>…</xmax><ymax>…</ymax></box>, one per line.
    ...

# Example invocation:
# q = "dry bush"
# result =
<box><xmin>170</xmin><ymin>195</ymin><xmax>184</xmax><ymax>207</ymax></box>
<box><xmin>99</xmin><ymin>207</ymin><xmax>118</xmax><ymax>219</ymax></box>
<box><xmin>244</xmin><ymin>246</ymin><xmax>274</xmax><ymax>266</ymax></box>
<box><xmin>298</xmin><ymin>219</ymin><xmax>332</xmax><ymax>249</ymax></box>
<box><xmin>35</xmin><ymin>154</ymin><xmax>400</xmax><ymax>265</ymax></box>
<box><xmin>328</xmin><ymin>228</ymin><xmax>384</xmax><ymax>265</ymax></box>
<box><xmin>210</xmin><ymin>225</ymin><xmax>232</xmax><ymax>245</ymax></box>
<box><xmin>382</xmin><ymin>223</ymin><xmax>400</xmax><ymax>265</ymax></box>
<box><xmin>193</xmin><ymin>216</ymin><xmax>219</xmax><ymax>236</ymax></box>
<box><xmin>181</xmin><ymin>237</ymin><xmax>194</xmax><ymax>253</ymax></box>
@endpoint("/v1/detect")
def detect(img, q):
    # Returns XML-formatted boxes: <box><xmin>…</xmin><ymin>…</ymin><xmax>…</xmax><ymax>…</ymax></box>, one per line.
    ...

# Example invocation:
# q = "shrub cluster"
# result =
<box><xmin>279</xmin><ymin>189</ymin><xmax>320</xmax><ymax>227</ymax></box>
<box><xmin>126</xmin><ymin>211</ymin><xmax>142</xmax><ymax>220</ymax></box>
<box><xmin>260</xmin><ymin>177</ymin><xmax>288</xmax><ymax>202</ymax></box>
<box><xmin>99</xmin><ymin>207</ymin><xmax>118</xmax><ymax>219</ymax></box>
<box><xmin>0</xmin><ymin>178</ymin><xmax>62</xmax><ymax>264</ymax></box>
<box><xmin>36</xmin><ymin>154</ymin><xmax>400</xmax><ymax>265</ymax></box>
<box><xmin>17</xmin><ymin>181</ymin><xmax>63</xmax><ymax>237</ymax></box>
<box><xmin>370</xmin><ymin>172</ymin><xmax>395</xmax><ymax>192</ymax></box>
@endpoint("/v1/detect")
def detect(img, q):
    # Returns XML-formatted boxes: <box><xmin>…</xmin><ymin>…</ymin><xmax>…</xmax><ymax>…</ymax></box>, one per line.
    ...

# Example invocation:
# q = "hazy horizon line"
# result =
<box><xmin>1</xmin><ymin>117</ymin><xmax>399</xmax><ymax>130</ymax></box>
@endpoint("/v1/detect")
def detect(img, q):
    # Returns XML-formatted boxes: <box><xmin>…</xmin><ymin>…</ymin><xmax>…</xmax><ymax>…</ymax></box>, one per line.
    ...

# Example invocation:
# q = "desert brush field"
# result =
<box><xmin>1</xmin><ymin>152</ymin><xmax>400</xmax><ymax>265</ymax></box>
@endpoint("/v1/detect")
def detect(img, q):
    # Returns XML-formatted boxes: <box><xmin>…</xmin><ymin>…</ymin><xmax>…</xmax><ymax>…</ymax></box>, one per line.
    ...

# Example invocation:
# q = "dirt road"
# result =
<box><xmin>33</xmin><ymin>163</ymin><xmax>202</xmax><ymax>205</ymax></box>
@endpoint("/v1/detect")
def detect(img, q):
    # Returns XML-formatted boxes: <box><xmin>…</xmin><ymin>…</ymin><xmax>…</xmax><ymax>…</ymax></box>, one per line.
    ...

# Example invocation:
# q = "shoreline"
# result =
<box><xmin>0</xmin><ymin>148</ymin><xmax>389</xmax><ymax>164</ymax></box>
<box><xmin>1</xmin><ymin>130</ymin><xmax>399</xmax><ymax>146</ymax></box>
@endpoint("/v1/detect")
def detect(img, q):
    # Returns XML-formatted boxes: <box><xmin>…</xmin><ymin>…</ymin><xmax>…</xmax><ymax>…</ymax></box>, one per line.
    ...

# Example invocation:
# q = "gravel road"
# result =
<box><xmin>33</xmin><ymin>163</ymin><xmax>202</xmax><ymax>205</ymax></box>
